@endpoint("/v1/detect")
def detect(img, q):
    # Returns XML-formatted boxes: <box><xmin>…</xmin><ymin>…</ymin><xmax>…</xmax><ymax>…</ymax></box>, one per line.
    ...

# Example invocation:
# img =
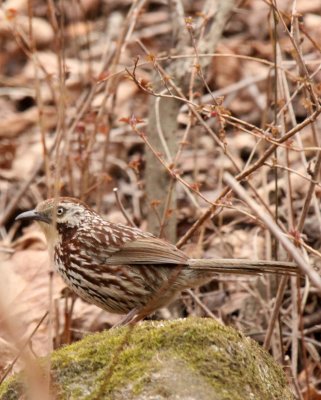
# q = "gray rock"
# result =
<box><xmin>0</xmin><ymin>318</ymin><xmax>294</xmax><ymax>400</ymax></box>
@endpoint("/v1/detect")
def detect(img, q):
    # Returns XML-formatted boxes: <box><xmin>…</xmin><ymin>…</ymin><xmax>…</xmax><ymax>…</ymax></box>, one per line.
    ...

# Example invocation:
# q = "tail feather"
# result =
<box><xmin>188</xmin><ymin>259</ymin><xmax>298</xmax><ymax>275</ymax></box>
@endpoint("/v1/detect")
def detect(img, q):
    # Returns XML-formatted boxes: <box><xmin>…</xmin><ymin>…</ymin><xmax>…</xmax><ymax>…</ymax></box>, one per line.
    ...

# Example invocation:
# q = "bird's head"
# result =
<box><xmin>15</xmin><ymin>197</ymin><xmax>92</xmax><ymax>243</ymax></box>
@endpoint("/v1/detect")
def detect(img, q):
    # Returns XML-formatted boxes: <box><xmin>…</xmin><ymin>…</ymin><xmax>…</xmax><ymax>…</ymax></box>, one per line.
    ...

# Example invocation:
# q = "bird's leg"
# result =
<box><xmin>115</xmin><ymin>267</ymin><xmax>186</xmax><ymax>328</ymax></box>
<box><xmin>129</xmin><ymin>309</ymin><xmax>152</xmax><ymax>325</ymax></box>
<box><xmin>113</xmin><ymin>303</ymin><xmax>162</xmax><ymax>328</ymax></box>
<box><xmin>113</xmin><ymin>308</ymin><xmax>139</xmax><ymax>328</ymax></box>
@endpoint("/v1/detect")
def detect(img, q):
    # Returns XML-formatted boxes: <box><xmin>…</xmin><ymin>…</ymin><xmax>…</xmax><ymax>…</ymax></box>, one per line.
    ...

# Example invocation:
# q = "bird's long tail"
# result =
<box><xmin>188</xmin><ymin>258</ymin><xmax>298</xmax><ymax>275</ymax></box>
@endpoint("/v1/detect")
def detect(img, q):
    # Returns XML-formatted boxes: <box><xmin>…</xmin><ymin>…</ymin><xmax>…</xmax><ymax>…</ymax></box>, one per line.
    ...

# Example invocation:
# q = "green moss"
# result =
<box><xmin>0</xmin><ymin>376</ymin><xmax>23</xmax><ymax>400</ymax></box>
<box><xmin>0</xmin><ymin>318</ymin><xmax>294</xmax><ymax>400</ymax></box>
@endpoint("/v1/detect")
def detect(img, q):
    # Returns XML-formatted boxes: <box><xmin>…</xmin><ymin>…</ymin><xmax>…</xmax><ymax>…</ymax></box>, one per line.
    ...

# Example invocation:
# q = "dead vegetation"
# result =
<box><xmin>0</xmin><ymin>0</ymin><xmax>321</xmax><ymax>398</ymax></box>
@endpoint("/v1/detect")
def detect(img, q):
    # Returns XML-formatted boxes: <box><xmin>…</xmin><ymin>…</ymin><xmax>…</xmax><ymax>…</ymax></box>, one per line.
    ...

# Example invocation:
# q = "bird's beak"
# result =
<box><xmin>15</xmin><ymin>209</ymin><xmax>51</xmax><ymax>224</ymax></box>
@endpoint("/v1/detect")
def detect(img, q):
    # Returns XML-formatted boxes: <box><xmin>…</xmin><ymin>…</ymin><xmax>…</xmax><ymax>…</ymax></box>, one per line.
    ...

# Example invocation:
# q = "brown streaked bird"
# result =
<box><xmin>15</xmin><ymin>197</ymin><xmax>298</xmax><ymax>324</ymax></box>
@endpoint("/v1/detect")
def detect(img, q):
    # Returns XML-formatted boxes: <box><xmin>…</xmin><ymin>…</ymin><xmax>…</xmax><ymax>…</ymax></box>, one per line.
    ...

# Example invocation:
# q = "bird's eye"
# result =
<box><xmin>57</xmin><ymin>207</ymin><xmax>65</xmax><ymax>216</ymax></box>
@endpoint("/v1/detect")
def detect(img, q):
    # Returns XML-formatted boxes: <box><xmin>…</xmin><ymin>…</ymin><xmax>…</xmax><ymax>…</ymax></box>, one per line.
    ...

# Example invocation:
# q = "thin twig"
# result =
<box><xmin>0</xmin><ymin>312</ymin><xmax>49</xmax><ymax>385</ymax></box>
<box><xmin>176</xmin><ymin>106</ymin><xmax>321</xmax><ymax>249</ymax></box>
<box><xmin>223</xmin><ymin>172</ymin><xmax>321</xmax><ymax>291</ymax></box>
<box><xmin>113</xmin><ymin>188</ymin><xmax>136</xmax><ymax>227</ymax></box>
<box><xmin>185</xmin><ymin>289</ymin><xmax>221</xmax><ymax>322</ymax></box>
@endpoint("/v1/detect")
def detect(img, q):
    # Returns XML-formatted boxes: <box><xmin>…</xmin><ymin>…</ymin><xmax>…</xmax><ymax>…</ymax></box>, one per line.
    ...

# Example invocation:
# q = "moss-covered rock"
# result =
<box><xmin>0</xmin><ymin>318</ymin><xmax>293</xmax><ymax>400</ymax></box>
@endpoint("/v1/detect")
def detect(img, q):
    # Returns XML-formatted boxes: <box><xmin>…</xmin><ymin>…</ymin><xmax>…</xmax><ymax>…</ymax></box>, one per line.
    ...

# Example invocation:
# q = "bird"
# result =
<box><xmin>15</xmin><ymin>197</ymin><xmax>298</xmax><ymax>325</ymax></box>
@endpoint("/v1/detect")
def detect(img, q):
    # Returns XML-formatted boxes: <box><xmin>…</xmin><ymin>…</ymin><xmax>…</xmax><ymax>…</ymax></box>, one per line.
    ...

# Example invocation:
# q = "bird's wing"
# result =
<box><xmin>104</xmin><ymin>236</ymin><xmax>189</xmax><ymax>265</ymax></box>
<box><xmin>79</xmin><ymin>220</ymin><xmax>189</xmax><ymax>265</ymax></box>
